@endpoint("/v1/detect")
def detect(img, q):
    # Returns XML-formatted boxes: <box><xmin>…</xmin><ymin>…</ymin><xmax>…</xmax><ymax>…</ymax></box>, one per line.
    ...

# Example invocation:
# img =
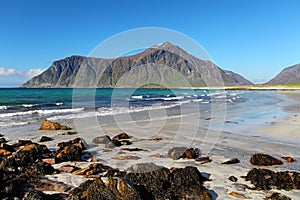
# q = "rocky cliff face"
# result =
<box><xmin>266</xmin><ymin>63</ymin><xmax>300</xmax><ymax>84</ymax></box>
<box><xmin>22</xmin><ymin>42</ymin><xmax>253</xmax><ymax>88</ymax></box>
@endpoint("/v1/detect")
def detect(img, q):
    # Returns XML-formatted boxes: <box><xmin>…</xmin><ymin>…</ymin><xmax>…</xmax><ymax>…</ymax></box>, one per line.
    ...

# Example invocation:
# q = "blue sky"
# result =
<box><xmin>1</xmin><ymin>0</ymin><xmax>300</xmax><ymax>86</ymax></box>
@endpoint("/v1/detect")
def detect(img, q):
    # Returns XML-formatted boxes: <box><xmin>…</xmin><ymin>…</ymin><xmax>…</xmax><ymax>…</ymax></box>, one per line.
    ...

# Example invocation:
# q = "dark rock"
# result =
<box><xmin>23</xmin><ymin>189</ymin><xmax>69</xmax><ymax>200</ymax></box>
<box><xmin>23</xmin><ymin>189</ymin><xmax>46</xmax><ymax>200</ymax></box>
<box><xmin>1</xmin><ymin>143</ymin><xmax>15</xmax><ymax>152</ymax></box>
<box><xmin>281</xmin><ymin>156</ymin><xmax>295</xmax><ymax>162</ymax></box>
<box><xmin>11</xmin><ymin>140</ymin><xmax>33</xmax><ymax>148</ymax></box>
<box><xmin>195</xmin><ymin>156</ymin><xmax>212</xmax><ymax>164</ymax></box>
<box><xmin>24</xmin><ymin>161</ymin><xmax>55</xmax><ymax>175</ymax></box>
<box><xmin>55</xmin><ymin>144</ymin><xmax>83</xmax><ymax>163</ymax></box>
<box><xmin>40</xmin><ymin>136</ymin><xmax>53</xmax><ymax>142</ymax></box>
<box><xmin>120</xmin><ymin>147</ymin><xmax>146</xmax><ymax>152</ymax></box>
<box><xmin>66</xmin><ymin>131</ymin><xmax>78</xmax><ymax>135</ymax></box>
<box><xmin>0</xmin><ymin>143</ymin><xmax>52</xmax><ymax>172</ymax></box>
<box><xmin>39</xmin><ymin>119</ymin><xmax>71</xmax><ymax>130</ymax></box>
<box><xmin>57</xmin><ymin>137</ymin><xmax>88</xmax><ymax>150</ymax></box>
<box><xmin>122</xmin><ymin>163</ymin><xmax>212</xmax><ymax>200</ymax></box>
<box><xmin>221</xmin><ymin>158</ymin><xmax>240</xmax><ymax>164</ymax></box>
<box><xmin>264</xmin><ymin>192</ymin><xmax>291</xmax><ymax>200</ymax></box>
<box><xmin>105</xmin><ymin>140</ymin><xmax>122</xmax><ymax>148</ymax></box>
<box><xmin>167</xmin><ymin>147</ymin><xmax>200</xmax><ymax>160</ymax></box>
<box><xmin>112</xmin><ymin>132</ymin><xmax>130</xmax><ymax>140</ymax></box>
<box><xmin>244</xmin><ymin>168</ymin><xmax>300</xmax><ymax>190</ymax></box>
<box><xmin>250</xmin><ymin>153</ymin><xmax>283</xmax><ymax>166</ymax></box>
<box><xmin>0</xmin><ymin>137</ymin><xmax>7</xmax><ymax>143</ymax></box>
<box><xmin>122</xmin><ymin>164</ymin><xmax>171</xmax><ymax>199</ymax></box>
<box><xmin>92</xmin><ymin>135</ymin><xmax>111</xmax><ymax>144</ymax></box>
<box><xmin>228</xmin><ymin>176</ymin><xmax>238</xmax><ymax>182</ymax></box>
<box><xmin>70</xmin><ymin>177</ymin><xmax>141</xmax><ymax>200</ymax></box>
<box><xmin>34</xmin><ymin>178</ymin><xmax>71</xmax><ymax>192</ymax></box>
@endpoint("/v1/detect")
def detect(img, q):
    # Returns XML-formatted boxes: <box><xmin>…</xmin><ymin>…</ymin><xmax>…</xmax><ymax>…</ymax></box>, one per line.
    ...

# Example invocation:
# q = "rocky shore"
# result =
<box><xmin>0</xmin><ymin>119</ymin><xmax>299</xmax><ymax>199</ymax></box>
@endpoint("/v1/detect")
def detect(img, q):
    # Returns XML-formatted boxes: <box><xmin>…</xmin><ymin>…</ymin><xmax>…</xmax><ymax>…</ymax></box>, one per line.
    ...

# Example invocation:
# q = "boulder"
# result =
<box><xmin>244</xmin><ymin>168</ymin><xmax>300</xmax><ymax>190</ymax></box>
<box><xmin>264</xmin><ymin>192</ymin><xmax>291</xmax><ymax>200</ymax></box>
<box><xmin>281</xmin><ymin>156</ymin><xmax>295</xmax><ymax>162</ymax></box>
<box><xmin>59</xmin><ymin>164</ymin><xmax>81</xmax><ymax>173</ymax></box>
<box><xmin>39</xmin><ymin>119</ymin><xmax>71</xmax><ymax>130</ymax></box>
<box><xmin>40</xmin><ymin>136</ymin><xmax>53</xmax><ymax>142</ymax></box>
<box><xmin>228</xmin><ymin>176</ymin><xmax>238</xmax><ymax>182</ymax></box>
<box><xmin>57</xmin><ymin>137</ymin><xmax>88</xmax><ymax>150</ymax></box>
<box><xmin>69</xmin><ymin>178</ymin><xmax>141</xmax><ymax>200</ymax></box>
<box><xmin>195</xmin><ymin>156</ymin><xmax>212</xmax><ymax>164</ymax></box>
<box><xmin>1</xmin><ymin>143</ymin><xmax>15</xmax><ymax>152</ymax></box>
<box><xmin>73</xmin><ymin>163</ymin><xmax>111</xmax><ymax>176</ymax></box>
<box><xmin>112</xmin><ymin>132</ymin><xmax>130</xmax><ymax>140</ymax></box>
<box><xmin>105</xmin><ymin>140</ymin><xmax>122</xmax><ymax>148</ymax></box>
<box><xmin>11</xmin><ymin>140</ymin><xmax>32</xmax><ymax>148</ymax></box>
<box><xmin>125</xmin><ymin>163</ymin><xmax>164</xmax><ymax>173</ymax></box>
<box><xmin>55</xmin><ymin>144</ymin><xmax>83</xmax><ymax>163</ymax></box>
<box><xmin>0</xmin><ymin>137</ymin><xmax>7</xmax><ymax>143</ymax></box>
<box><xmin>111</xmin><ymin>155</ymin><xmax>140</xmax><ymax>160</ymax></box>
<box><xmin>221</xmin><ymin>158</ymin><xmax>240</xmax><ymax>164</ymax></box>
<box><xmin>92</xmin><ymin>135</ymin><xmax>111</xmax><ymax>144</ymax></box>
<box><xmin>167</xmin><ymin>147</ymin><xmax>200</xmax><ymax>160</ymax></box>
<box><xmin>250</xmin><ymin>153</ymin><xmax>283</xmax><ymax>166</ymax></box>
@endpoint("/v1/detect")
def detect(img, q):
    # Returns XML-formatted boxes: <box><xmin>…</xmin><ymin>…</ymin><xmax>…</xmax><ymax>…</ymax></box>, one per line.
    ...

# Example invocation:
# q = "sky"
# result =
<box><xmin>1</xmin><ymin>0</ymin><xmax>300</xmax><ymax>86</ymax></box>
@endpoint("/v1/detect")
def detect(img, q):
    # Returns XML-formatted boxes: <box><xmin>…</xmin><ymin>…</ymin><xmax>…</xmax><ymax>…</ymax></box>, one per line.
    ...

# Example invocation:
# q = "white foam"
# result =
<box><xmin>0</xmin><ymin>108</ymin><xmax>84</xmax><ymax>118</ymax></box>
<box><xmin>55</xmin><ymin>102</ymin><xmax>64</xmax><ymax>106</ymax></box>
<box><xmin>0</xmin><ymin>106</ymin><xmax>8</xmax><ymax>110</ymax></box>
<box><xmin>160</xmin><ymin>96</ymin><xmax>184</xmax><ymax>101</ymax></box>
<box><xmin>22</xmin><ymin>104</ymin><xmax>37</xmax><ymax>108</ymax></box>
<box><xmin>131</xmin><ymin>95</ymin><xmax>143</xmax><ymax>99</ymax></box>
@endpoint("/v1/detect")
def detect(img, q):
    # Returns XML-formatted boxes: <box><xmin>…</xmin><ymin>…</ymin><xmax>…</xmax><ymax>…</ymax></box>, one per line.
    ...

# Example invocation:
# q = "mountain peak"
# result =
<box><xmin>150</xmin><ymin>42</ymin><xmax>190</xmax><ymax>58</ymax></box>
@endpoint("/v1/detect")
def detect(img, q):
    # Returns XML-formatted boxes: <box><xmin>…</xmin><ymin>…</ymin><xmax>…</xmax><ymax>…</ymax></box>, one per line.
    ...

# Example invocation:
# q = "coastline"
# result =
<box><xmin>0</xmin><ymin>89</ymin><xmax>299</xmax><ymax>199</ymax></box>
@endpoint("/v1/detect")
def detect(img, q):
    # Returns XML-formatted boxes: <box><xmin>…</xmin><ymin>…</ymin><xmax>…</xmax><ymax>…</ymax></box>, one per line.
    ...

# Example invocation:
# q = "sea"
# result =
<box><xmin>0</xmin><ymin>88</ymin><xmax>293</xmax><ymax>141</ymax></box>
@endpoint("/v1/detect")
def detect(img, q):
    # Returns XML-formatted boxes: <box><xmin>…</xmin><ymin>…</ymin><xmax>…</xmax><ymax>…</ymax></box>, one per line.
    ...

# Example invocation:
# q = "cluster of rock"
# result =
<box><xmin>0</xmin><ymin>119</ymin><xmax>299</xmax><ymax>199</ymax></box>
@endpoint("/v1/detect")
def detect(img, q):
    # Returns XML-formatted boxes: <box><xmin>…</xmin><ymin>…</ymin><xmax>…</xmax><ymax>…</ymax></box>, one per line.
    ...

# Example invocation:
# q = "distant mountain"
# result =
<box><xmin>22</xmin><ymin>42</ymin><xmax>253</xmax><ymax>88</ymax></box>
<box><xmin>266</xmin><ymin>63</ymin><xmax>300</xmax><ymax>85</ymax></box>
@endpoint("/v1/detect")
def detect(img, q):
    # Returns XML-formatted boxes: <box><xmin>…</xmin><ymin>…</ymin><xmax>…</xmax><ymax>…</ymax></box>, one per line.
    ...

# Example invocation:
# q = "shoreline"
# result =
<box><xmin>0</xmin><ymin>89</ymin><xmax>299</xmax><ymax>199</ymax></box>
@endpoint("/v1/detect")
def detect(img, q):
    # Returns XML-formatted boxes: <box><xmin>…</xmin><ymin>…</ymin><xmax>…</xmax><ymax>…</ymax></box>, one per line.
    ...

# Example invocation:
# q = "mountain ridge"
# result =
<box><xmin>22</xmin><ymin>42</ymin><xmax>253</xmax><ymax>88</ymax></box>
<box><xmin>266</xmin><ymin>63</ymin><xmax>300</xmax><ymax>85</ymax></box>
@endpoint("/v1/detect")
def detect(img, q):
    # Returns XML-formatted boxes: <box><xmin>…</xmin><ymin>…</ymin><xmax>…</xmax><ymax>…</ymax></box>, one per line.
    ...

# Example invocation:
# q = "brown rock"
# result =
<box><xmin>149</xmin><ymin>153</ymin><xmax>165</xmax><ymax>158</ymax></box>
<box><xmin>281</xmin><ymin>156</ymin><xmax>295</xmax><ymax>162</ymax></box>
<box><xmin>92</xmin><ymin>135</ymin><xmax>111</xmax><ymax>144</ymax></box>
<box><xmin>73</xmin><ymin>163</ymin><xmax>111</xmax><ymax>176</ymax></box>
<box><xmin>167</xmin><ymin>147</ymin><xmax>200</xmax><ymax>160</ymax></box>
<box><xmin>250</xmin><ymin>153</ymin><xmax>283</xmax><ymax>166</ymax></box>
<box><xmin>111</xmin><ymin>155</ymin><xmax>140</xmax><ymax>160</ymax></box>
<box><xmin>0</xmin><ymin>149</ymin><xmax>12</xmax><ymax>156</ymax></box>
<box><xmin>59</xmin><ymin>165</ymin><xmax>80</xmax><ymax>173</ymax></box>
<box><xmin>112</xmin><ymin>132</ymin><xmax>130</xmax><ymax>140</ymax></box>
<box><xmin>39</xmin><ymin>119</ymin><xmax>71</xmax><ymax>130</ymax></box>
<box><xmin>42</xmin><ymin>158</ymin><xmax>55</xmax><ymax>165</ymax></box>
<box><xmin>55</xmin><ymin>144</ymin><xmax>83</xmax><ymax>163</ymax></box>
<box><xmin>221</xmin><ymin>158</ymin><xmax>240</xmax><ymax>164</ymax></box>
<box><xmin>229</xmin><ymin>191</ymin><xmax>248</xmax><ymax>199</ymax></box>
<box><xmin>11</xmin><ymin>140</ymin><xmax>32</xmax><ymax>148</ymax></box>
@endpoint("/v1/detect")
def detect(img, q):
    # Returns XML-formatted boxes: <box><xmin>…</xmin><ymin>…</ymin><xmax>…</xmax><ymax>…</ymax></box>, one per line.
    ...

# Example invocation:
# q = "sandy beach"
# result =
<box><xmin>0</xmin><ymin>89</ymin><xmax>299</xmax><ymax>199</ymax></box>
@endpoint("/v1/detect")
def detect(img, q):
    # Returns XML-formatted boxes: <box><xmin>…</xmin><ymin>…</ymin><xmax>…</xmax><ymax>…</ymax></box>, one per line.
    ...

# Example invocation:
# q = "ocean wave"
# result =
<box><xmin>160</xmin><ymin>96</ymin><xmax>185</xmax><ymax>101</ymax></box>
<box><xmin>22</xmin><ymin>104</ymin><xmax>37</xmax><ymax>108</ymax></box>
<box><xmin>0</xmin><ymin>121</ymin><xmax>30</xmax><ymax>127</ymax></box>
<box><xmin>131</xmin><ymin>95</ymin><xmax>143</xmax><ymax>99</ymax></box>
<box><xmin>55</xmin><ymin>102</ymin><xmax>64</xmax><ymax>106</ymax></box>
<box><xmin>0</xmin><ymin>106</ymin><xmax>8</xmax><ymax>110</ymax></box>
<box><xmin>0</xmin><ymin>108</ymin><xmax>84</xmax><ymax>118</ymax></box>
